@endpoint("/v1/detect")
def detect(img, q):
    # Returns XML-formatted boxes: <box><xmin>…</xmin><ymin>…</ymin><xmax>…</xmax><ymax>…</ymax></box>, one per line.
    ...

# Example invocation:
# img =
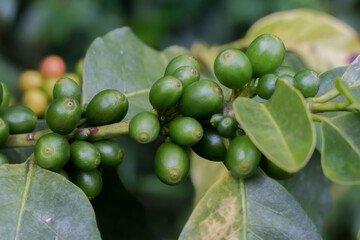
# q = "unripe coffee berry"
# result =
<box><xmin>129</xmin><ymin>112</ymin><xmax>160</xmax><ymax>144</ymax></box>
<box><xmin>214</xmin><ymin>48</ymin><xmax>252</xmax><ymax>89</ymax></box>
<box><xmin>35</xmin><ymin>133</ymin><xmax>71</xmax><ymax>171</ymax></box>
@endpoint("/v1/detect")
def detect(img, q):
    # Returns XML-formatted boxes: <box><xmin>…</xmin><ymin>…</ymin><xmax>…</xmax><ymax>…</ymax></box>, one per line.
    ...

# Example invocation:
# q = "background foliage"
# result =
<box><xmin>1</xmin><ymin>0</ymin><xmax>360</xmax><ymax>239</ymax></box>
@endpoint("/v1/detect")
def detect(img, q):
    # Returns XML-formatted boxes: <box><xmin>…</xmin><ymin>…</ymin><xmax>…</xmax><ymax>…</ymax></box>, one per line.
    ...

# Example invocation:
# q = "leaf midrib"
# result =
<box><xmin>237</xmin><ymin>98</ymin><xmax>296</xmax><ymax>170</ymax></box>
<box><xmin>125</xmin><ymin>88</ymin><xmax>150</xmax><ymax>98</ymax></box>
<box><xmin>14</xmin><ymin>156</ymin><xmax>35</xmax><ymax>240</ymax></box>
<box><xmin>260</xmin><ymin>103</ymin><xmax>295</xmax><ymax>164</ymax></box>
<box><xmin>322</xmin><ymin>118</ymin><xmax>360</xmax><ymax>157</ymax></box>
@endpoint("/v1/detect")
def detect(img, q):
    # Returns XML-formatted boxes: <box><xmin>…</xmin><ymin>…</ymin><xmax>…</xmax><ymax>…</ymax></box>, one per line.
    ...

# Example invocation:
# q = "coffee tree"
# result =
<box><xmin>0</xmin><ymin>9</ymin><xmax>360</xmax><ymax>239</ymax></box>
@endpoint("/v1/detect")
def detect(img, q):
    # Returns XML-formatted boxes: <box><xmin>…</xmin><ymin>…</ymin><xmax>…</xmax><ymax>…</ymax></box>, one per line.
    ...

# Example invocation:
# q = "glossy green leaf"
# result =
<box><xmin>179</xmin><ymin>173</ymin><xmax>321</xmax><ymax>240</ymax></box>
<box><xmin>0</xmin><ymin>157</ymin><xmax>101</xmax><ymax>239</ymax></box>
<box><xmin>314</xmin><ymin>122</ymin><xmax>323</xmax><ymax>153</ymax></box>
<box><xmin>335</xmin><ymin>77</ymin><xmax>360</xmax><ymax>111</ymax></box>
<box><xmin>316</xmin><ymin>67</ymin><xmax>346</xmax><ymax>101</ymax></box>
<box><xmin>321</xmin><ymin>112</ymin><xmax>360</xmax><ymax>184</ymax></box>
<box><xmin>316</xmin><ymin>55</ymin><xmax>360</xmax><ymax>102</ymax></box>
<box><xmin>83</xmin><ymin>27</ymin><xmax>187</xmax><ymax>120</ymax></box>
<box><xmin>338</xmin><ymin>55</ymin><xmax>360</xmax><ymax>102</ymax></box>
<box><xmin>342</xmin><ymin>55</ymin><xmax>360</xmax><ymax>84</ymax></box>
<box><xmin>234</xmin><ymin>79</ymin><xmax>316</xmax><ymax>172</ymax></box>
<box><xmin>280</xmin><ymin>151</ymin><xmax>332</xmax><ymax>235</ymax></box>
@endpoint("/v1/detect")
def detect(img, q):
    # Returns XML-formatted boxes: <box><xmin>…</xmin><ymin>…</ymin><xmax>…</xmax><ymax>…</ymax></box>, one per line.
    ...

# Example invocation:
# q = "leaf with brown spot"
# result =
<box><xmin>179</xmin><ymin>173</ymin><xmax>321</xmax><ymax>240</ymax></box>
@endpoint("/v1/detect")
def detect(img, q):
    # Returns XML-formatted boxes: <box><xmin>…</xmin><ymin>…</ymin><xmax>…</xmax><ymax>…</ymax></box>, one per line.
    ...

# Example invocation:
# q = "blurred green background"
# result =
<box><xmin>1</xmin><ymin>0</ymin><xmax>360</xmax><ymax>240</ymax></box>
<box><xmin>1</xmin><ymin>0</ymin><xmax>360</xmax><ymax>71</ymax></box>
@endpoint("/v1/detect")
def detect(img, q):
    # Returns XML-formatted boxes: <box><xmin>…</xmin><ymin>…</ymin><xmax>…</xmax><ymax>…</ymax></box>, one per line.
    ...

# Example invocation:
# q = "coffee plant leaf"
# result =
<box><xmin>179</xmin><ymin>172</ymin><xmax>321</xmax><ymax>240</ymax></box>
<box><xmin>244</xmin><ymin>9</ymin><xmax>360</xmax><ymax>72</ymax></box>
<box><xmin>321</xmin><ymin>112</ymin><xmax>360</xmax><ymax>184</ymax></box>
<box><xmin>316</xmin><ymin>67</ymin><xmax>347</xmax><ymax>101</ymax></box>
<box><xmin>280</xmin><ymin>151</ymin><xmax>332</xmax><ymax>234</ymax></box>
<box><xmin>83</xmin><ymin>27</ymin><xmax>187</xmax><ymax>120</ymax></box>
<box><xmin>191</xmin><ymin>9</ymin><xmax>360</xmax><ymax>73</ymax></box>
<box><xmin>317</xmin><ymin>55</ymin><xmax>360</xmax><ymax>102</ymax></box>
<box><xmin>234</xmin><ymin>79</ymin><xmax>316</xmax><ymax>173</ymax></box>
<box><xmin>0</xmin><ymin>157</ymin><xmax>101</xmax><ymax>239</ymax></box>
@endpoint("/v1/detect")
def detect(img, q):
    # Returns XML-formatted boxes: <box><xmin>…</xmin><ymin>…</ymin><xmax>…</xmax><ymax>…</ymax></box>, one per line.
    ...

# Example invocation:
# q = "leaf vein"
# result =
<box><xmin>26</xmin><ymin>209</ymin><xmax>65</xmax><ymax>240</ymax></box>
<box><xmin>14</xmin><ymin>156</ymin><xmax>35</xmax><ymax>240</ymax></box>
<box><xmin>323</xmin><ymin>118</ymin><xmax>360</xmax><ymax>157</ymax></box>
<box><xmin>259</xmin><ymin>103</ymin><xmax>295</xmax><ymax>166</ymax></box>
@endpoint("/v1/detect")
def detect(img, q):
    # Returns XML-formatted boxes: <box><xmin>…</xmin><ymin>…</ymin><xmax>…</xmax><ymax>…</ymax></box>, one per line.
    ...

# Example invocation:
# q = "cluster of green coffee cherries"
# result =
<box><xmin>0</xmin><ymin>78</ymin><xmax>128</xmax><ymax>199</ymax></box>
<box><xmin>129</xmin><ymin>33</ymin><xmax>321</xmax><ymax>185</ymax></box>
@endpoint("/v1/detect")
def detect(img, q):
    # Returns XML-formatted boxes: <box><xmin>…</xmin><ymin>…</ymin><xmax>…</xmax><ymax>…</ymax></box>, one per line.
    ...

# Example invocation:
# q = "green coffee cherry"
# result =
<box><xmin>0</xmin><ymin>118</ymin><xmax>9</xmax><ymax>146</ymax></box>
<box><xmin>172</xmin><ymin>66</ymin><xmax>200</xmax><ymax>89</ymax></box>
<box><xmin>210</xmin><ymin>113</ymin><xmax>224</xmax><ymax>128</ymax></box>
<box><xmin>0</xmin><ymin>105</ymin><xmax>37</xmax><ymax>134</ymax></box>
<box><xmin>279</xmin><ymin>75</ymin><xmax>295</xmax><ymax>86</ymax></box>
<box><xmin>164</xmin><ymin>55</ymin><xmax>200</xmax><ymax>76</ymax></box>
<box><xmin>179</xmin><ymin>80</ymin><xmax>223</xmax><ymax>119</ymax></box>
<box><xmin>260</xmin><ymin>155</ymin><xmax>293</xmax><ymax>180</ymax></box>
<box><xmin>246</xmin><ymin>34</ymin><xmax>285</xmax><ymax>77</ymax></box>
<box><xmin>224</xmin><ymin>135</ymin><xmax>261</xmax><ymax>178</ymax></box>
<box><xmin>34</xmin><ymin>133</ymin><xmax>71</xmax><ymax>170</ymax></box>
<box><xmin>71</xmin><ymin>141</ymin><xmax>101</xmax><ymax>171</ymax></box>
<box><xmin>53</xmin><ymin>77</ymin><xmax>82</xmax><ymax>103</ymax></box>
<box><xmin>192</xmin><ymin>127</ymin><xmax>226</xmax><ymax>162</ymax></box>
<box><xmin>155</xmin><ymin>142</ymin><xmax>190</xmax><ymax>185</ymax></box>
<box><xmin>46</xmin><ymin>97</ymin><xmax>82</xmax><ymax>135</ymax></box>
<box><xmin>72</xmin><ymin>169</ymin><xmax>102</xmax><ymax>200</ymax></box>
<box><xmin>129</xmin><ymin>112</ymin><xmax>160</xmax><ymax>144</ymax></box>
<box><xmin>0</xmin><ymin>82</ymin><xmax>10</xmax><ymax>110</ymax></box>
<box><xmin>257</xmin><ymin>74</ymin><xmax>278</xmax><ymax>100</ymax></box>
<box><xmin>214</xmin><ymin>48</ymin><xmax>253</xmax><ymax>89</ymax></box>
<box><xmin>93</xmin><ymin>140</ymin><xmax>125</xmax><ymax>167</ymax></box>
<box><xmin>168</xmin><ymin>117</ymin><xmax>203</xmax><ymax>146</ymax></box>
<box><xmin>0</xmin><ymin>153</ymin><xmax>9</xmax><ymax>164</ymax></box>
<box><xmin>86</xmin><ymin>89</ymin><xmax>128</xmax><ymax>126</ymax></box>
<box><xmin>217</xmin><ymin>116</ymin><xmax>238</xmax><ymax>138</ymax></box>
<box><xmin>149</xmin><ymin>76</ymin><xmax>183</xmax><ymax>111</ymax></box>
<box><xmin>274</xmin><ymin>66</ymin><xmax>296</xmax><ymax>77</ymax></box>
<box><xmin>294</xmin><ymin>69</ymin><xmax>320</xmax><ymax>98</ymax></box>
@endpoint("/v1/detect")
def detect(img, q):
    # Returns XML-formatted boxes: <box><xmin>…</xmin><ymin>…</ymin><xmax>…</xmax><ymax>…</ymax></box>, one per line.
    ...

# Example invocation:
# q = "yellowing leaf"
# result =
<box><xmin>191</xmin><ymin>9</ymin><xmax>360</xmax><ymax>73</ymax></box>
<box><xmin>246</xmin><ymin>9</ymin><xmax>360</xmax><ymax>72</ymax></box>
<box><xmin>180</xmin><ymin>173</ymin><xmax>321</xmax><ymax>240</ymax></box>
